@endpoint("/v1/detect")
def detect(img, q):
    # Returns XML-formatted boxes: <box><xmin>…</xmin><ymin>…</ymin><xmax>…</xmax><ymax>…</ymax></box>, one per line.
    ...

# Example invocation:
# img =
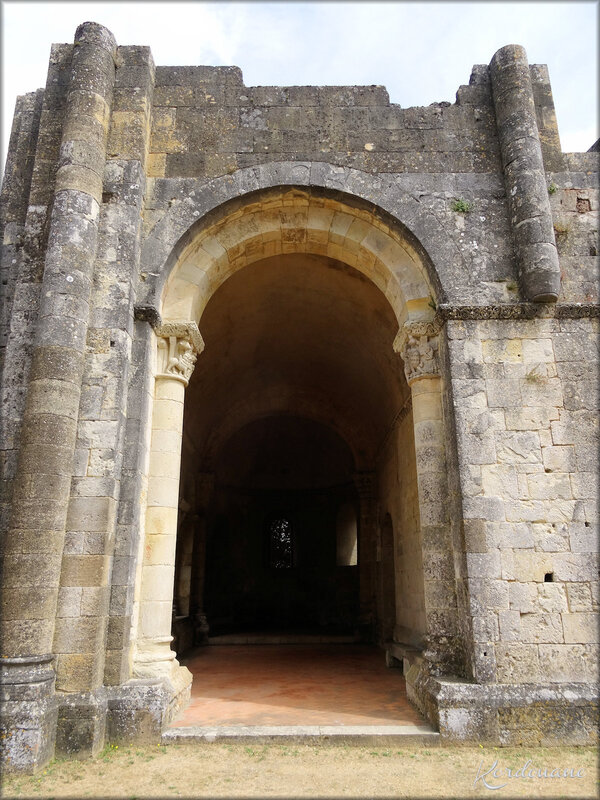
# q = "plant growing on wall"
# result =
<box><xmin>451</xmin><ymin>198</ymin><xmax>473</xmax><ymax>213</ymax></box>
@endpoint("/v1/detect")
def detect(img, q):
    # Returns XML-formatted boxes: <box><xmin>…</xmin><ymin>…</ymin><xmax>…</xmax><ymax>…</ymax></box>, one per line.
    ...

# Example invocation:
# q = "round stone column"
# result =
<box><xmin>1</xmin><ymin>20</ymin><xmax>116</xmax><ymax>661</ymax></box>
<box><xmin>0</xmin><ymin>21</ymin><xmax>117</xmax><ymax>773</ymax></box>
<box><xmin>490</xmin><ymin>44</ymin><xmax>560</xmax><ymax>302</ymax></box>
<box><xmin>133</xmin><ymin>323</ymin><xmax>203</xmax><ymax>692</ymax></box>
<box><xmin>395</xmin><ymin>320</ymin><xmax>461</xmax><ymax>675</ymax></box>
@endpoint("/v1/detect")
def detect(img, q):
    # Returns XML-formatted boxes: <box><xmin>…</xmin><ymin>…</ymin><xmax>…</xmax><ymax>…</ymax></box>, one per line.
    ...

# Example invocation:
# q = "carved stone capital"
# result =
<box><xmin>393</xmin><ymin>318</ymin><xmax>443</xmax><ymax>385</ymax></box>
<box><xmin>353</xmin><ymin>471</ymin><xmax>376</xmax><ymax>500</ymax></box>
<box><xmin>155</xmin><ymin>322</ymin><xmax>204</xmax><ymax>386</ymax></box>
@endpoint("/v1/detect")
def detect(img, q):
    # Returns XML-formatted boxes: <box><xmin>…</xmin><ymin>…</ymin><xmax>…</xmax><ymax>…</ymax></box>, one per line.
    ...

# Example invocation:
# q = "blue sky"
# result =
<box><xmin>1</xmin><ymin>0</ymin><xmax>598</xmax><ymax>172</ymax></box>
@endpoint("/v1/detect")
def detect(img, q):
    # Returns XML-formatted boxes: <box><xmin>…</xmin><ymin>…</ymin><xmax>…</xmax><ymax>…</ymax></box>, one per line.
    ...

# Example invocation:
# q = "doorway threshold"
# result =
<box><xmin>163</xmin><ymin>724</ymin><xmax>439</xmax><ymax>746</ymax></box>
<box><xmin>207</xmin><ymin>632</ymin><xmax>360</xmax><ymax>644</ymax></box>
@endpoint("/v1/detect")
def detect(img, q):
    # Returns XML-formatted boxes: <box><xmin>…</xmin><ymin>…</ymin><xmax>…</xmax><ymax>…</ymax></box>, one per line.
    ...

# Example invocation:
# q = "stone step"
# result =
<box><xmin>162</xmin><ymin>724</ymin><xmax>440</xmax><ymax>746</ymax></box>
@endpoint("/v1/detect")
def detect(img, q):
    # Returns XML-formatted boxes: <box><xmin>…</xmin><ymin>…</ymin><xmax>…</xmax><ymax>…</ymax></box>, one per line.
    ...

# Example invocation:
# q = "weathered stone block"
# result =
<box><xmin>66</xmin><ymin>496</ymin><xmax>116</xmax><ymax>533</ymax></box>
<box><xmin>496</xmin><ymin>431</ymin><xmax>541</xmax><ymax>464</ymax></box>
<box><xmin>481</xmin><ymin>463</ymin><xmax>519</xmax><ymax>498</ymax></box>
<box><xmin>519</xmin><ymin>612</ymin><xmax>564</xmax><ymax>643</ymax></box>
<box><xmin>553</xmin><ymin>552</ymin><xmax>599</xmax><ymax>582</ymax></box>
<box><xmin>495</xmin><ymin>642</ymin><xmax>541</xmax><ymax>683</ymax></box>
<box><xmin>501</xmin><ymin>550</ymin><xmax>554</xmax><ymax>582</ymax></box>
<box><xmin>562</xmin><ymin>612</ymin><xmax>599</xmax><ymax>643</ymax></box>
<box><xmin>53</xmin><ymin>616</ymin><xmax>102</xmax><ymax>655</ymax></box>
<box><xmin>60</xmin><ymin>555</ymin><xmax>108</xmax><ymax>588</ymax></box>
<box><xmin>538</xmin><ymin>643</ymin><xmax>589</xmax><ymax>682</ymax></box>
<box><xmin>498</xmin><ymin>609</ymin><xmax>521</xmax><ymax>641</ymax></box>
<box><xmin>509</xmin><ymin>582</ymin><xmax>535</xmax><ymax>613</ymax></box>
<box><xmin>505</xmin><ymin>407</ymin><xmax>556</xmax><ymax>430</ymax></box>
<box><xmin>532</xmin><ymin>521</ymin><xmax>569</xmax><ymax>552</ymax></box>
<box><xmin>527</xmin><ymin>472</ymin><xmax>572</xmax><ymax>500</ymax></box>
<box><xmin>466</xmin><ymin>551</ymin><xmax>502</xmax><ymax>578</ymax></box>
<box><xmin>565</xmin><ymin>582</ymin><xmax>592</xmax><ymax>612</ymax></box>
<box><xmin>541</xmin><ymin>445</ymin><xmax>576</xmax><ymax>472</ymax></box>
<box><xmin>536</xmin><ymin>583</ymin><xmax>568</xmax><ymax>612</ymax></box>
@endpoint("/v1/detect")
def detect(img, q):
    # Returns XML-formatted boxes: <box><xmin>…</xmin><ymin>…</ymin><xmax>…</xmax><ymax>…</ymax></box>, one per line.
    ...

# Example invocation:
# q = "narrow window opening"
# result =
<box><xmin>269</xmin><ymin>517</ymin><xmax>294</xmax><ymax>569</ymax></box>
<box><xmin>336</xmin><ymin>502</ymin><xmax>358</xmax><ymax>566</ymax></box>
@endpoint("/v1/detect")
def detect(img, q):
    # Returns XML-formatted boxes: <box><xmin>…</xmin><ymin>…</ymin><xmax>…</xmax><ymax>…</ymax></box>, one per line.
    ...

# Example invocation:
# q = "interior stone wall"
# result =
<box><xmin>377</xmin><ymin>407</ymin><xmax>426</xmax><ymax>645</ymax></box>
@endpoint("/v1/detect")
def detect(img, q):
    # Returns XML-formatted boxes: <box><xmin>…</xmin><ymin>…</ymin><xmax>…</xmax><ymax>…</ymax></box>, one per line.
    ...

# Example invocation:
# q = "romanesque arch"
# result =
<box><xmin>137</xmin><ymin>162</ymin><xmax>470</xmax><ymax>316</ymax></box>
<box><xmin>130</xmin><ymin>179</ymin><xmax>463</xmax><ymax>698</ymax></box>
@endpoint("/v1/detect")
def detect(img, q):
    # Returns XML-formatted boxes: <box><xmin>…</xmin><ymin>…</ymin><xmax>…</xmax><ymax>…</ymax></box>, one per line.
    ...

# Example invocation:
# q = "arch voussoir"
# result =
<box><xmin>139</xmin><ymin>162</ymin><xmax>462</xmax><ymax>322</ymax></box>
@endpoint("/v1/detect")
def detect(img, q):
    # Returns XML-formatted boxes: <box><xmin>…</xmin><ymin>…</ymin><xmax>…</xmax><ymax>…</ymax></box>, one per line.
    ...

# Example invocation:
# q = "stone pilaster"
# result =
<box><xmin>490</xmin><ymin>45</ymin><xmax>561</xmax><ymax>303</ymax></box>
<box><xmin>353</xmin><ymin>471</ymin><xmax>378</xmax><ymax>639</ymax></box>
<box><xmin>189</xmin><ymin>472</ymin><xmax>214</xmax><ymax>644</ymax></box>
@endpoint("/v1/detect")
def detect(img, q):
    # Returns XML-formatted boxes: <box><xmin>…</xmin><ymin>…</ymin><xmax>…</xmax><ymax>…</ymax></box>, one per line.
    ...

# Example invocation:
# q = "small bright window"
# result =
<box><xmin>336</xmin><ymin>503</ymin><xmax>358</xmax><ymax>566</ymax></box>
<box><xmin>269</xmin><ymin>517</ymin><xmax>294</xmax><ymax>568</ymax></box>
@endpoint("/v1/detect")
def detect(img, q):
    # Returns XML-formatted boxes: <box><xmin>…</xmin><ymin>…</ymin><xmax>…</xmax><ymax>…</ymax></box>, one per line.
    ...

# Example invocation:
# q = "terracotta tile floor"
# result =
<box><xmin>171</xmin><ymin>644</ymin><xmax>426</xmax><ymax>727</ymax></box>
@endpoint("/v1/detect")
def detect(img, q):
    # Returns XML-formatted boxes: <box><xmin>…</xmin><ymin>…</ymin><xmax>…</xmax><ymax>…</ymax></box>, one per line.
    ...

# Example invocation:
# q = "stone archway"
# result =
<box><xmin>131</xmin><ymin>184</ymin><xmax>462</xmax><ymax>713</ymax></box>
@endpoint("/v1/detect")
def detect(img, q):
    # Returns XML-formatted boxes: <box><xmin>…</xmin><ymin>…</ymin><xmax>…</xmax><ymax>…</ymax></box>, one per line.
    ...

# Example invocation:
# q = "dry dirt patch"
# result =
<box><xmin>2</xmin><ymin>742</ymin><xmax>597</xmax><ymax>799</ymax></box>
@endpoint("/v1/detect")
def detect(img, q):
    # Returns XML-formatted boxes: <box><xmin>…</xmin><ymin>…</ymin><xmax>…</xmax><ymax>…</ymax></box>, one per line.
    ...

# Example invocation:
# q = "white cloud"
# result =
<box><xmin>1</xmin><ymin>0</ymin><xmax>598</xmax><ymax>176</ymax></box>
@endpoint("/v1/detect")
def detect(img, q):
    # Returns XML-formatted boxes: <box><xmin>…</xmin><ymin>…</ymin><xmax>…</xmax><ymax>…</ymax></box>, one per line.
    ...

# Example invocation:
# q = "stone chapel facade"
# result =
<box><xmin>0</xmin><ymin>22</ymin><xmax>598</xmax><ymax>772</ymax></box>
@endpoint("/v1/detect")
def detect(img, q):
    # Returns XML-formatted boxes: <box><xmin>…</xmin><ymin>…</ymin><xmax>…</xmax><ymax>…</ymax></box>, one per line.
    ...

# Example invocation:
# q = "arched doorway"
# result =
<box><xmin>131</xmin><ymin>186</ymin><xmax>461</xmax><ymax>714</ymax></box>
<box><xmin>176</xmin><ymin>247</ymin><xmax>403</xmax><ymax>643</ymax></box>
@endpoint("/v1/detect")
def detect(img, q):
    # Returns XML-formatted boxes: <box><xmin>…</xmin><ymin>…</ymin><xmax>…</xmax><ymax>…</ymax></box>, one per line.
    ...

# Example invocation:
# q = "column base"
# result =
<box><xmin>0</xmin><ymin>655</ymin><xmax>57</xmax><ymax>774</ymax></box>
<box><xmin>406</xmin><ymin>660</ymin><xmax>599</xmax><ymax>745</ymax></box>
<box><xmin>107</xmin><ymin>670</ymin><xmax>192</xmax><ymax>745</ymax></box>
<box><xmin>192</xmin><ymin>611</ymin><xmax>210</xmax><ymax>646</ymax></box>
<box><xmin>121</xmin><ymin>639</ymin><xmax>192</xmax><ymax>743</ymax></box>
<box><xmin>55</xmin><ymin>689</ymin><xmax>107</xmax><ymax>758</ymax></box>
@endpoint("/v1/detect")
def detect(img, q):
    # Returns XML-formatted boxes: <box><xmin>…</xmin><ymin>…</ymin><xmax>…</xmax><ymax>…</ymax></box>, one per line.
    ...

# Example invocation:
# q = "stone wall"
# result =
<box><xmin>1</xmin><ymin>22</ymin><xmax>598</xmax><ymax>770</ymax></box>
<box><xmin>448</xmin><ymin>315</ymin><xmax>599</xmax><ymax>685</ymax></box>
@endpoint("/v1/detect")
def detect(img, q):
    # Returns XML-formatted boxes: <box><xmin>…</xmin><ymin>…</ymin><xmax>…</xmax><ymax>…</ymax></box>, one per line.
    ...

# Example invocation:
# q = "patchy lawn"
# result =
<box><xmin>2</xmin><ymin>742</ymin><xmax>597</xmax><ymax>798</ymax></box>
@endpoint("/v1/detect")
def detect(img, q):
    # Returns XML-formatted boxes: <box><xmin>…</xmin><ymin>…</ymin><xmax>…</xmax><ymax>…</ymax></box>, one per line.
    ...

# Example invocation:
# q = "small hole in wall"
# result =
<box><xmin>585</xmin><ymin>521</ymin><xmax>590</xmax><ymax>527</ymax></box>
<box><xmin>483</xmin><ymin>651</ymin><xmax>487</xmax><ymax>656</ymax></box>
<box><xmin>110</xmin><ymin>340</ymin><xmax>115</xmax><ymax>347</ymax></box>
<box><xmin>576</xmin><ymin>198</ymin><xmax>591</xmax><ymax>213</ymax></box>
<box><xmin>544</xmin><ymin>573</ymin><xmax>554</xmax><ymax>582</ymax></box>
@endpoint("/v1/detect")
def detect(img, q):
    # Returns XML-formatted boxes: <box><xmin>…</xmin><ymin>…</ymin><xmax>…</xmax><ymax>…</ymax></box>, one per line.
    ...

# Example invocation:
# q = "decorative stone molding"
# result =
<box><xmin>155</xmin><ymin>322</ymin><xmax>204</xmax><ymax>386</ymax></box>
<box><xmin>437</xmin><ymin>302</ymin><xmax>600</xmax><ymax>320</ymax></box>
<box><xmin>394</xmin><ymin>317</ymin><xmax>443</xmax><ymax>385</ymax></box>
